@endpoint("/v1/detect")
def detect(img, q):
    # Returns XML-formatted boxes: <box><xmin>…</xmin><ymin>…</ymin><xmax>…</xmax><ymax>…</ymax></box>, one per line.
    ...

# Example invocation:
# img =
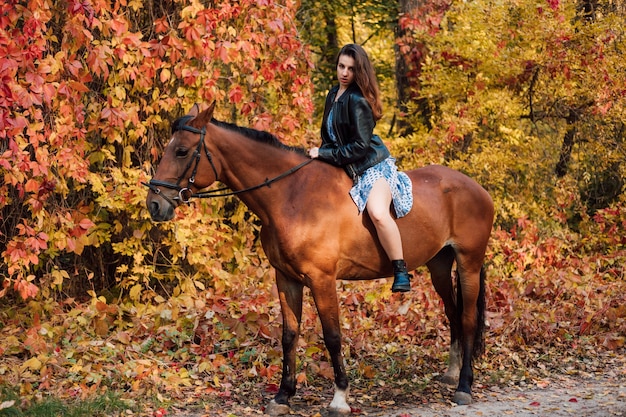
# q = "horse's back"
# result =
<box><xmin>407</xmin><ymin>164</ymin><xmax>493</xmax><ymax>211</ymax></box>
<box><xmin>395</xmin><ymin>165</ymin><xmax>493</xmax><ymax>267</ymax></box>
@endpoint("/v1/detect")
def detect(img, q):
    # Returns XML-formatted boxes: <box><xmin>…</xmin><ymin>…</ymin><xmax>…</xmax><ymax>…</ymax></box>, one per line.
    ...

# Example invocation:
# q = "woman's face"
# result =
<box><xmin>336</xmin><ymin>54</ymin><xmax>355</xmax><ymax>89</ymax></box>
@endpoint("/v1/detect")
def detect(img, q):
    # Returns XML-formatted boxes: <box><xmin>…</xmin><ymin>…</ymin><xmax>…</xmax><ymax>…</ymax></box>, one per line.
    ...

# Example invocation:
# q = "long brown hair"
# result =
<box><xmin>337</xmin><ymin>44</ymin><xmax>383</xmax><ymax>121</ymax></box>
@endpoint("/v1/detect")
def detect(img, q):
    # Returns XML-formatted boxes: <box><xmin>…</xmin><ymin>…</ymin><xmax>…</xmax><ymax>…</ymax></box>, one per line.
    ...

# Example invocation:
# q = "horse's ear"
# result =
<box><xmin>188</xmin><ymin>103</ymin><xmax>200</xmax><ymax>117</ymax></box>
<box><xmin>194</xmin><ymin>101</ymin><xmax>215</xmax><ymax>127</ymax></box>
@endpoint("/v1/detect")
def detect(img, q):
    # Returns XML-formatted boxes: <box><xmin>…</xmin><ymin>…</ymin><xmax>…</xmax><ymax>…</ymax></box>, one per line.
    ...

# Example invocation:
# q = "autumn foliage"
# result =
<box><xmin>0</xmin><ymin>0</ymin><xmax>625</xmax><ymax>414</ymax></box>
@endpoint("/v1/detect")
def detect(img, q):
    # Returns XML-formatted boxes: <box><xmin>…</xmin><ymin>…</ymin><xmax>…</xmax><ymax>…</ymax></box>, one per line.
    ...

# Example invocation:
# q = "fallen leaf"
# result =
<box><xmin>153</xmin><ymin>408</ymin><xmax>167</xmax><ymax>417</ymax></box>
<box><xmin>0</xmin><ymin>401</ymin><xmax>16</xmax><ymax>410</ymax></box>
<box><xmin>265</xmin><ymin>384</ymin><xmax>279</xmax><ymax>394</ymax></box>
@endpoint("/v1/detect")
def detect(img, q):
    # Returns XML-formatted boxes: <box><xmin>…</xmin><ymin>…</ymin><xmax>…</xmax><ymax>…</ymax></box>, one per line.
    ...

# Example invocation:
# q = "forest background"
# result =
<box><xmin>0</xmin><ymin>0</ymin><xmax>625</xmax><ymax>415</ymax></box>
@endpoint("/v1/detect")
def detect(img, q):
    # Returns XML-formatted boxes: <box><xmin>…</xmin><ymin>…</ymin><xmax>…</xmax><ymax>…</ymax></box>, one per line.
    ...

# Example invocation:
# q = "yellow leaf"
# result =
<box><xmin>113</xmin><ymin>86</ymin><xmax>126</xmax><ymax>100</ymax></box>
<box><xmin>21</xmin><ymin>357</ymin><xmax>42</xmax><ymax>371</ymax></box>
<box><xmin>198</xmin><ymin>360</ymin><xmax>211</xmax><ymax>373</ymax></box>
<box><xmin>129</xmin><ymin>284</ymin><xmax>142</xmax><ymax>300</ymax></box>
<box><xmin>160</xmin><ymin>68</ymin><xmax>171</xmax><ymax>83</ymax></box>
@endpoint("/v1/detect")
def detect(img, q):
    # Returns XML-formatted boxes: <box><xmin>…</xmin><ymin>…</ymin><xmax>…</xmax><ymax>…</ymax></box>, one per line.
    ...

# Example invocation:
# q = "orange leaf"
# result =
<box><xmin>154</xmin><ymin>17</ymin><xmax>169</xmax><ymax>33</ymax></box>
<box><xmin>109</xmin><ymin>17</ymin><xmax>128</xmax><ymax>36</ymax></box>
<box><xmin>15</xmin><ymin>280</ymin><xmax>39</xmax><ymax>300</ymax></box>
<box><xmin>24</xmin><ymin>179</ymin><xmax>41</xmax><ymax>193</ymax></box>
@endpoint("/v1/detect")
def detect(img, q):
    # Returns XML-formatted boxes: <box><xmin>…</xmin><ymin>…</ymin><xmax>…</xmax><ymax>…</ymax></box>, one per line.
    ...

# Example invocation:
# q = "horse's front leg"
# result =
<box><xmin>266</xmin><ymin>271</ymin><xmax>303</xmax><ymax>416</ymax></box>
<box><xmin>311</xmin><ymin>279</ymin><xmax>351</xmax><ymax>415</ymax></box>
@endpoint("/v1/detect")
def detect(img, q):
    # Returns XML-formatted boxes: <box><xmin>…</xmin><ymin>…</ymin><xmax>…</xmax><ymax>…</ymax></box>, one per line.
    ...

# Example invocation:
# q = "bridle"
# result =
<box><xmin>143</xmin><ymin>116</ymin><xmax>313</xmax><ymax>207</ymax></box>
<box><xmin>143</xmin><ymin>115</ymin><xmax>219</xmax><ymax>207</ymax></box>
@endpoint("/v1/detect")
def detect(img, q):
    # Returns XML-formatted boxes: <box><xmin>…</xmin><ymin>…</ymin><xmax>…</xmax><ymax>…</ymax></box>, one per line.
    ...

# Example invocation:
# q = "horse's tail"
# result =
<box><xmin>473</xmin><ymin>265</ymin><xmax>486</xmax><ymax>358</ymax></box>
<box><xmin>456</xmin><ymin>264</ymin><xmax>486</xmax><ymax>358</ymax></box>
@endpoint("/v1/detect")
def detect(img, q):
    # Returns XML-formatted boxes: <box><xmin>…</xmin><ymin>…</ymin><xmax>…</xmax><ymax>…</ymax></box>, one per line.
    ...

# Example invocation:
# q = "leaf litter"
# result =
<box><xmin>1</xmin><ymin>246</ymin><xmax>625</xmax><ymax>416</ymax></box>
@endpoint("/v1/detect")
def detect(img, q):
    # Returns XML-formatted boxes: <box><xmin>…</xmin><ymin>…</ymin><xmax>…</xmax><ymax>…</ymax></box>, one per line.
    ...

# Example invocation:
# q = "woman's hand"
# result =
<box><xmin>308</xmin><ymin>147</ymin><xmax>319</xmax><ymax>158</ymax></box>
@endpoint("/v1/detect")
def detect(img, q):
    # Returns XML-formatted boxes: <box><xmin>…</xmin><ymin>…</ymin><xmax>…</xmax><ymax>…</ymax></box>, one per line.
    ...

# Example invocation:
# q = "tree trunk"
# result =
<box><xmin>555</xmin><ymin>110</ymin><xmax>580</xmax><ymax>178</ymax></box>
<box><xmin>323</xmin><ymin>5</ymin><xmax>338</xmax><ymax>79</ymax></box>
<box><xmin>393</xmin><ymin>0</ymin><xmax>419</xmax><ymax>136</ymax></box>
<box><xmin>394</xmin><ymin>0</ymin><xmax>450</xmax><ymax>136</ymax></box>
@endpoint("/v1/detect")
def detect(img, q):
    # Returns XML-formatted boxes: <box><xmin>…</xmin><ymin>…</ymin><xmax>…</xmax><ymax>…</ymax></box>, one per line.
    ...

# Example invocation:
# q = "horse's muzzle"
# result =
<box><xmin>148</xmin><ymin>198</ymin><xmax>175</xmax><ymax>222</ymax></box>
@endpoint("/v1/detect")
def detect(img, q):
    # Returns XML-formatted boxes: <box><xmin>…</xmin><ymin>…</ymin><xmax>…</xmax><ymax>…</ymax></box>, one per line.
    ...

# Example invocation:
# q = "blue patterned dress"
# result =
<box><xmin>327</xmin><ymin>109</ymin><xmax>413</xmax><ymax>218</ymax></box>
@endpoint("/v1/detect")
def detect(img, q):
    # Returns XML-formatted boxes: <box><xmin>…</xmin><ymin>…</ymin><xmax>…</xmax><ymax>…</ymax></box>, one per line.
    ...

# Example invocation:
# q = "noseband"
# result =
<box><xmin>144</xmin><ymin>115</ymin><xmax>219</xmax><ymax>206</ymax></box>
<box><xmin>144</xmin><ymin>117</ymin><xmax>313</xmax><ymax>207</ymax></box>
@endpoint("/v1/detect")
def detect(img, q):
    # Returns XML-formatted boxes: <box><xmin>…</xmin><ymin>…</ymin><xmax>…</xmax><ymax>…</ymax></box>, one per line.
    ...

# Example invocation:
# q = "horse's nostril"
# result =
<box><xmin>150</xmin><ymin>201</ymin><xmax>160</xmax><ymax>215</ymax></box>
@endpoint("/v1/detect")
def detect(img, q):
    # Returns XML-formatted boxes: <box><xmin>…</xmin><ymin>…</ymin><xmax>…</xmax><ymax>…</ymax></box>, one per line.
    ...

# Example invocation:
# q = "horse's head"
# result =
<box><xmin>146</xmin><ymin>102</ymin><xmax>219</xmax><ymax>221</ymax></box>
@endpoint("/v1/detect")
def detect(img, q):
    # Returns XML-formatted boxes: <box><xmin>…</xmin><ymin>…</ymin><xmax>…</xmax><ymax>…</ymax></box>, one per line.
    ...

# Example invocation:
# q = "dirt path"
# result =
<box><xmin>369</xmin><ymin>375</ymin><xmax>626</xmax><ymax>417</ymax></box>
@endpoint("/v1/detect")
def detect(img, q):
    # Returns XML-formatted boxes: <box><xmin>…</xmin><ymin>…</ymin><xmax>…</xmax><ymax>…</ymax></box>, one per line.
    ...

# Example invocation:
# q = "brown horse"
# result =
<box><xmin>145</xmin><ymin>103</ymin><xmax>494</xmax><ymax>415</ymax></box>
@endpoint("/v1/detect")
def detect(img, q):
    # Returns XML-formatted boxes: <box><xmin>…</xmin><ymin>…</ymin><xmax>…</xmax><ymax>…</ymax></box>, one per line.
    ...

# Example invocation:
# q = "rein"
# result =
<box><xmin>143</xmin><ymin>118</ymin><xmax>313</xmax><ymax>204</ymax></box>
<box><xmin>190</xmin><ymin>159</ymin><xmax>313</xmax><ymax>199</ymax></box>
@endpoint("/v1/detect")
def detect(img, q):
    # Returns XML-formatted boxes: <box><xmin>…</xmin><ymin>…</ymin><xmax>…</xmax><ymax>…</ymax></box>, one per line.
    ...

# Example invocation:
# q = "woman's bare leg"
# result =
<box><xmin>366</xmin><ymin>178</ymin><xmax>411</xmax><ymax>292</ymax></box>
<box><xmin>366</xmin><ymin>178</ymin><xmax>403</xmax><ymax>260</ymax></box>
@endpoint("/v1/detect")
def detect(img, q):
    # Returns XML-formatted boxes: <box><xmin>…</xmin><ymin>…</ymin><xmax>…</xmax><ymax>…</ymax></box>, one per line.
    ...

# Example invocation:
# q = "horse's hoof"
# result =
<box><xmin>327</xmin><ymin>407</ymin><xmax>352</xmax><ymax>416</ymax></box>
<box><xmin>452</xmin><ymin>390</ymin><xmax>473</xmax><ymax>405</ymax></box>
<box><xmin>328</xmin><ymin>387</ymin><xmax>351</xmax><ymax>415</ymax></box>
<box><xmin>265</xmin><ymin>400</ymin><xmax>290</xmax><ymax>416</ymax></box>
<box><xmin>438</xmin><ymin>374</ymin><xmax>459</xmax><ymax>386</ymax></box>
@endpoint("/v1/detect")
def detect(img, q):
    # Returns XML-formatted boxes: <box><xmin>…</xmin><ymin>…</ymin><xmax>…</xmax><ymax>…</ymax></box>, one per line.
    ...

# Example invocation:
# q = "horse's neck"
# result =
<box><xmin>214</xmin><ymin>131</ymin><xmax>306</xmax><ymax>222</ymax></box>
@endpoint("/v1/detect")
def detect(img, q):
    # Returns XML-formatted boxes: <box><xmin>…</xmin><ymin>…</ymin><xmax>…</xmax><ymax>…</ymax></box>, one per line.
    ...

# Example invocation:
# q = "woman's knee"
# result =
<box><xmin>367</xmin><ymin>182</ymin><xmax>392</xmax><ymax>222</ymax></box>
<box><xmin>367</xmin><ymin>204</ymin><xmax>392</xmax><ymax>225</ymax></box>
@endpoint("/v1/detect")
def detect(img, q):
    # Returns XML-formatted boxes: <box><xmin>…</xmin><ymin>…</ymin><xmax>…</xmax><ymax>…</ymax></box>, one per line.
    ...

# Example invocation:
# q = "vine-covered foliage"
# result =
<box><xmin>0</xmin><ymin>0</ymin><xmax>314</xmax><ymax>300</ymax></box>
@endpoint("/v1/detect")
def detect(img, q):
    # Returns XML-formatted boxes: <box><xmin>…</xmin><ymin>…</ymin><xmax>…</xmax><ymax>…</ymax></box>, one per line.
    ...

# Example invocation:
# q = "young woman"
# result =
<box><xmin>308</xmin><ymin>43</ymin><xmax>413</xmax><ymax>292</ymax></box>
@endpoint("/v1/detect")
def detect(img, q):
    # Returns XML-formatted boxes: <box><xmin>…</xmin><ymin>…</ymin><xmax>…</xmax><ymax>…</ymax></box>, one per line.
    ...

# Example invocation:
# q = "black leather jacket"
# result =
<box><xmin>317</xmin><ymin>84</ymin><xmax>390</xmax><ymax>182</ymax></box>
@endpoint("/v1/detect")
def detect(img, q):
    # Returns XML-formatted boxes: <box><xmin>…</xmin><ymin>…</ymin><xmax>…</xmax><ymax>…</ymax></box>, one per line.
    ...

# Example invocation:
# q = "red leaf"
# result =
<box><xmin>265</xmin><ymin>383</ymin><xmax>279</xmax><ymax>394</ymax></box>
<box><xmin>42</xmin><ymin>84</ymin><xmax>56</xmax><ymax>104</ymax></box>
<box><xmin>569</xmin><ymin>397</ymin><xmax>578</xmax><ymax>403</ymax></box>
<box><xmin>547</xmin><ymin>0</ymin><xmax>560</xmax><ymax>10</ymax></box>
<box><xmin>79</xmin><ymin>218</ymin><xmax>95</xmax><ymax>230</ymax></box>
<box><xmin>530</xmin><ymin>401</ymin><xmax>540</xmax><ymax>406</ymax></box>
<box><xmin>228</xmin><ymin>85</ymin><xmax>243</xmax><ymax>104</ymax></box>
<box><xmin>153</xmin><ymin>408</ymin><xmax>167</xmax><ymax>417</ymax></box>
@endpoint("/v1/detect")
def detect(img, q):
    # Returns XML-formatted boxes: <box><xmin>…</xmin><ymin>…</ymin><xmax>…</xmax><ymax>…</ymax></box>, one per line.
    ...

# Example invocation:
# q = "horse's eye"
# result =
<box><xmin>175</xmin><ymin>148</ymin><xmax>188</xmax><ymax>158</ymax></box>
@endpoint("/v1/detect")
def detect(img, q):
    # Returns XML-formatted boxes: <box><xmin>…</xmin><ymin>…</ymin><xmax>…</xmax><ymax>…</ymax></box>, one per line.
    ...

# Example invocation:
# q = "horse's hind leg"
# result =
<box><xmin>426</xmin><ymin>246</ymin><xmax>461</xmax><ymax>385</ymax></box>
<box><xmin>266</xmin><ymin>271</ymin><xmax>304</xmax><ymax>416</ymax></box>
<box><xmin>451</xmin><ymin>252</ymin><xmax>486</xmax><ymax>405</ymax></box>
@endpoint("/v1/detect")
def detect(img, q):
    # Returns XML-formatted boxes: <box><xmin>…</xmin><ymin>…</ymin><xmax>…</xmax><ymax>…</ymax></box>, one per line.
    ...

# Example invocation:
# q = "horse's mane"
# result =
<box><xmin>211</xmin><ymin>119</ymin><xmax>306</xmax><ymax>155</ymax></box>
<box><xmin>171</xmin><ymin>115</ymin><xmax>306</xmax><ymax>155</ymax></box>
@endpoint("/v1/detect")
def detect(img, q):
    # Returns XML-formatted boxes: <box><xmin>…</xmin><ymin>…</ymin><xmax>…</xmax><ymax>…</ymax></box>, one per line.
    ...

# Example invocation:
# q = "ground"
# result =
<box><xmin>169</xmin><ymin>370</ymin><xmax>626</xmax><ymax>416</ymax></box>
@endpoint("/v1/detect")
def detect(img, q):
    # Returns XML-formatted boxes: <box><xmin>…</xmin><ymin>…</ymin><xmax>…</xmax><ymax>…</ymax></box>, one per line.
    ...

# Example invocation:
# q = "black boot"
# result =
<box><xmin>391</xmin><ymin>259</ymin><xmax>411</xmax><ymax>293</ymax></box>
